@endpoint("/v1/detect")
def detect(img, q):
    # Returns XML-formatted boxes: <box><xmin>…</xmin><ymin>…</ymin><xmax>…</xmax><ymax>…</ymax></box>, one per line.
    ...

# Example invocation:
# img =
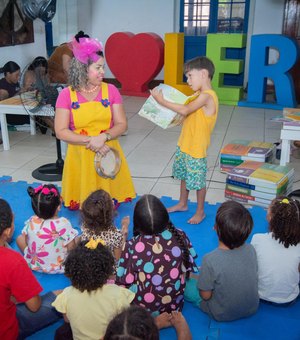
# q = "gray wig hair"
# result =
<box><xmin>68</xmin><ymin>58</ymin><xmax>90</xmax><ymax>91</ymax></box>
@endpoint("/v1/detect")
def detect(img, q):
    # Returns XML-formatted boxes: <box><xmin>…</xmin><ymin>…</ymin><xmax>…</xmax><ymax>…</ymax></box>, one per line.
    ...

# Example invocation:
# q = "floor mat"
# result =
<box><xmin>1</xmin><ymin>177</ymin><xmax>298</xmax><ymax>340</ymax></box>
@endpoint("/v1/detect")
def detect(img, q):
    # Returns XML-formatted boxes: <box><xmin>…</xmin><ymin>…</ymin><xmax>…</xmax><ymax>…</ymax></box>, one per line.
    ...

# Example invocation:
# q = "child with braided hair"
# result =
<box><xmin>116</xmin><ymin>194</ymin><xmax>198</xmax><ymax>316</ymax></box>
<box><xmin>79</xmin><ymin>189</ymin><xmax>129</xmax><ymax>262</ymax></box>
<box><xmin>16</xmin><ymin>184</ymin><xmax>78</xmax><ymax>273</ymax></box>
<box><xmin>251</xmin><ymin>196</ymin><xmax>300</xmax><ymax>305</ymax></box>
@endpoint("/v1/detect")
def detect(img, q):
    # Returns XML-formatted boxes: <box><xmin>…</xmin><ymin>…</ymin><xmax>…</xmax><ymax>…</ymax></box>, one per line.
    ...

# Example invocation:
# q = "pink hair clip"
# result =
<box><xmin>34</xmin><ymin>185</ymin><xmax>43</xmax><ymax>194</ymax></box>
<box><xmin>34</xmin><ymin>185</ymin><xmax>58</xmax><ymax>196</ymax></box>
<box><xmin>69</xmin><ymin>36</ymin><xmax>103</xmax><ymax>64</ymax></box>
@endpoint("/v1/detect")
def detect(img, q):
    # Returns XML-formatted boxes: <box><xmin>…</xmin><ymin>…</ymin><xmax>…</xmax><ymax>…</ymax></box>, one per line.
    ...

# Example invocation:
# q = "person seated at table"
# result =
<box><xmin>0</xmin><ymin>61</ymin><xmax>29</xmax><ymax>126</ymax></box>
<box><xmin>22</xmin><ymin>56</ymin><xmax>54</xmax><ymax>133</ymax></box>
<box><xmin>23</xmin><ymin>56</ymin><xmax>49</xmax><ymax>91</ymax></box>
<box><xmin>0</xmin><ymin>61</ymin><xmax>21</xmax><ymax>100</ymax></box>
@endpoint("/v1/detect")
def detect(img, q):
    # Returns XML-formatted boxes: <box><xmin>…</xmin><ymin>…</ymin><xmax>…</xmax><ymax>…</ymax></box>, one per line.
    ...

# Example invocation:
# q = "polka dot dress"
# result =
<box><xmin>116</xmin><ymin>229</ymin><xmax>198</xmax><ymax>314</ymax></box>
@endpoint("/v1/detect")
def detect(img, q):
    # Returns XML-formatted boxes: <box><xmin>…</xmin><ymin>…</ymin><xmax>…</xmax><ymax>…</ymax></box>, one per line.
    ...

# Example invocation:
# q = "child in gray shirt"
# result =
<box><xmin>197</xmin><ymin>200</ymin><xmax>259</xmax><ymax>321</ymax></box>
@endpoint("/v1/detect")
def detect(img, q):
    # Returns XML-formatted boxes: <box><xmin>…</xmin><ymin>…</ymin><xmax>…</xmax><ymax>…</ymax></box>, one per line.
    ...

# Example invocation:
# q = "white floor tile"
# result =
<box><xmin>1</xmin><ymin>96</ymin><xmax>299</xmax><ymax>206</ymax></box>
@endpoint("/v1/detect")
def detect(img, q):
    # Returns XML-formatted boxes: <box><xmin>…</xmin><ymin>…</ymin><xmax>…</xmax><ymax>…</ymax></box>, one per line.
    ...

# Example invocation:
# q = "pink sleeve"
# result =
<box><xmin>108</xmin><ymin>84</ymin><xmax>122</xmax><ymax>105</ymax></box>
<box><xmin>55</xmin><ymin>87</ymin><xmax>71</xmax><ymax>109</ymax></box>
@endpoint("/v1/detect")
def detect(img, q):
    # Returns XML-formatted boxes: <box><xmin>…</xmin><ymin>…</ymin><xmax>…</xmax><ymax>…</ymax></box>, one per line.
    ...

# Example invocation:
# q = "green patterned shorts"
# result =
<box><xmin>172</xmin><ymin>146</ymin><xmax>207</xmax><ymax>190</ymax></box>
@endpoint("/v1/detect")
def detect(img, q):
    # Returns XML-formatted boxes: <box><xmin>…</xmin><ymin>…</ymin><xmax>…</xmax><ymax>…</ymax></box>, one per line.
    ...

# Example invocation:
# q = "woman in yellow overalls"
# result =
<box><xmin>55</xmin><ymin>31</ymin><xmax>135</xmax><ymax>208</ymax></box>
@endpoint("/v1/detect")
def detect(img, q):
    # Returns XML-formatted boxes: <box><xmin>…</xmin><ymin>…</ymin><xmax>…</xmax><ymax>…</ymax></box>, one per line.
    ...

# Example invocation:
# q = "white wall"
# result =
<box><xmin>252</xmin><ymin>0</ymin><xmax>285</xmax><ymax>35</ymax></box>
<box><xmin>0</xmin><ymin>19</ymin><xmax>47</xmax><ymax>72</ymax></box>
<box><xmin>51</xmin><ymin>0</ymin><xmax>79</xmax><ymax>46</ymax></box>
<box><xmin>252</xmin><ymin>0</ymin><xmax>285</xmax><ymax>63</ymax></box>
<box><xmin>90</xmin><ymin>0</ymin><xmax>178</xmax><ymax>79</ymax></box>
<box><xmin>244</xmin><ymin>0</ymin><xmax>285</xmax><ymax>86</ymax></box>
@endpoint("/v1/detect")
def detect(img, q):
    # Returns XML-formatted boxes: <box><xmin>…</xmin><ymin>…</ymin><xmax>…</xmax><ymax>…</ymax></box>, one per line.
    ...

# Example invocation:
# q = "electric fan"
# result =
<box><xmin>20</xmin><ymin>61</ymin><xmax>64</xmax><ymax>181</ymax></box>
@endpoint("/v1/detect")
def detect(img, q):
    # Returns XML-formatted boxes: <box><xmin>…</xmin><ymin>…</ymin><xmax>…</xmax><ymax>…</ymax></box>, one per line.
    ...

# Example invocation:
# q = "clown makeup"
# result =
<box><xmin>88</xmin><ymin>57</ymin><xmax>105</xmax><ymax>86</ymax></box>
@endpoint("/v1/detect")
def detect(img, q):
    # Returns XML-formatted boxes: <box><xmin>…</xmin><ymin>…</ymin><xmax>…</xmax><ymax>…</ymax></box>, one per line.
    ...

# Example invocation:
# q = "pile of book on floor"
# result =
<box><xmin>225</xmin><ymin>160</ymin><xmax>294</xmax><ymax>208</ymax></box>
<box><xmin>283</xmin><ymin>107</ymin><xmax>300</xmax><ymax>121</ymax></box>
<box><xmin>220</xmin><ymin>140</ymin><xmax>276</xmax><ymax>173</ymax></box>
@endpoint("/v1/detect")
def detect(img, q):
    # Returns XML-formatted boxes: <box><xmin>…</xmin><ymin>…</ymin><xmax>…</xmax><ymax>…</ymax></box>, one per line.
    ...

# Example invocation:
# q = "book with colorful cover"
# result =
<box><xmin>225</xmin><ymin>182</ymin><xmax>293</xmax><ymax>208</ymax></box>
<box><xmin>220</xmin><ymin>151</ymin><xmax>275</xmax><ymax>163</ymax></box>
<box><xmin>226</xmin><ymin>178</ymin><xmax>290</xmax><ymax>195</ymax></box>
<box><xmin>283</xmin><ymin>108</ymin><xmax>300</xmax><ymax>121</ymax></box>
<box><xmin>225</xmin><ymin>189</ymin><xmax>271</xmax><ymax>204</ymax></box>
<box><xmin>283</xmin><ymin>120</ymin><xmax>300</xmax><ymax>128</ymax></box>
<box><xmin>220</xmin><ymin>158</ymin><xmax>245</xmax><ymax>166</ymax></box>
<box><xmin>225</xmin><ymin>191</ymin><xmax>270</xmax><ymax>208</ymax></box>
<box><xmin>225</xmin><ymin>184</ymin><xmax>277</xmax><ymax>200</ymax></box>
<box><xmin>221</xmin><ymin>140</ymin><xmax>275</xmax><ymax>159</ymax></box>
<box><xmin>138</xmin><ymin>84</ymin><xmax>188</xmax><ymax>129</ymax></box>
<box><xmin>226</xmin><ymin>161</ymin><xmax>294</xmax><ymax>189</ymax></box>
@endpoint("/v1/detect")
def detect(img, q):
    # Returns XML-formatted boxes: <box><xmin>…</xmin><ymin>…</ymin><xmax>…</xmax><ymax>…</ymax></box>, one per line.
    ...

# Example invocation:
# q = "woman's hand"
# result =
<box><xmin>86</xmin><ymin>134</ymin><xmax>109</xmax><ymax>155</ymax></box>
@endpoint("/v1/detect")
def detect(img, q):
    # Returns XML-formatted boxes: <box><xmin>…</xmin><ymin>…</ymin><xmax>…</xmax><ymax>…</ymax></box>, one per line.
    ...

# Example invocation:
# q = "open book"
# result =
<box><xmin>138</xmin><ymin>84</ymin><xmax>188</xmax><ymax>129</ymax></box>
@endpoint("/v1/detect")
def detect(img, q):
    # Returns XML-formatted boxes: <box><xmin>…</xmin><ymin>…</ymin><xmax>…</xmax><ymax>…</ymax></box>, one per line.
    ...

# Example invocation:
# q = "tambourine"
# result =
<box><xmin>94</xmin><ymin>148</ymin><xmax>121</xmax><ymax>179</ymax></box>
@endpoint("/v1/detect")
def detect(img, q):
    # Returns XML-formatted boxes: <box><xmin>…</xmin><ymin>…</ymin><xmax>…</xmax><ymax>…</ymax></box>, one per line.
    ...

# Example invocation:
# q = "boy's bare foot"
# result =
<box><xmin>155</xmin><ymin>312</ymin><xmax>172</xmax><ymax>329</ymax></box>
<box><xmin>188</xmin><ymin>213</ymin><xmax>206</xmax><ymax>224</ymax></box>
<box><xmin>167</xmin><ymin>203</ymin><xmax>188</xmax><ymax>213</ymax></box>
<box><xmin>170</xmin><ymin>311</ymin><xmax>192</xmax><ymax>340</ymax></box>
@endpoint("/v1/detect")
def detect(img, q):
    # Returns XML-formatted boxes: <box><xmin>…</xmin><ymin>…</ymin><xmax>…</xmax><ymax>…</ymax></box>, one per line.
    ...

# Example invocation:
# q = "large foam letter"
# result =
<box><xmin>246</xmin><ymin>34</ymin><xmax>298</xmax><ymax>108</ymax></box>
<box><xmin>206</xmin><ymin>34</ymin><xmax>246</xmax><ymax>105</ymax></box>
<box><xmin>105</xmin><ymin>32</ymin><xmax>164</xmax><ymax>96</ymax></box>
<box><xmin>164</xmin><ymin>33</ymin><xmax>193</xmax><ymax>96</ymax></box>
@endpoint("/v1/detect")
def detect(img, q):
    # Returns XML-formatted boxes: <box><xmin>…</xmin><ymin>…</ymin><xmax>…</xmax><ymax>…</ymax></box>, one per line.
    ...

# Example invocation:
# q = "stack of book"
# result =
<box><xmin>220</xmin><ymin>140</ymin><xmax>276</xmax><ymax>173</ymax></box>
<box><xmin>283</xmin><ymin>108</ymin><xmax>300</xmax><ymax>121</ymax></box>
<box><xmin>225</xmin><ymin>161</ymin><xmax>294</xmax><ymax>208</ymax></box>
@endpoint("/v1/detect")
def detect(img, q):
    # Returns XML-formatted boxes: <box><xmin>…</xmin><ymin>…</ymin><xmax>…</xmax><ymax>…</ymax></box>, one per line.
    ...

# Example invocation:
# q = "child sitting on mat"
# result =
<box><xmin>151</xmin><ymin>57</ymin><xmax>218</xmax><ymax>224</ymax></box>
<box><xmin>79</xmin><ymin>189</ymin><xmax>129</xmax><ymax>263</ymax></box>
<box><xmin>116</xmin><ymin>194</ymin><xmax>198</xmax><ymax>316</ymax></box>
<box><xmin>251</xmin><ymin>197</ymin><xmax>300</xmax><ymax>305</ymax></box>
<box><xmin>0</xmin><ymin>198</ymin><xmax>61</xmax><ymax>339</ymax></box>
<box><xmin>16</xmin><ymin>184</ymin><xmax>78</xmax><ymax>273</ymax></box>
<box><xmin>186</xmin><ymin>200</ymin><xmax>259</xmax><ymax>321</ymax></box>
<box><xmin>103</xmin><ymin>305</ymin><xmax>192</xmax><ymax>340</ymax></box>
<box><xmin>52</xmin><ymin>239</ymin><xmax>135</xmax><ymax>339</ymax></box>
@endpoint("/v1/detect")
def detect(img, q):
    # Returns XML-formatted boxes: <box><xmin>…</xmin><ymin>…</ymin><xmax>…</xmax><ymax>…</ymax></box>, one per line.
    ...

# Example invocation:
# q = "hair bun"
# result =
<box><xmin>75</xmin><ymin>31</ymin><xmax>90</xmax><ymax>42</ymax></box>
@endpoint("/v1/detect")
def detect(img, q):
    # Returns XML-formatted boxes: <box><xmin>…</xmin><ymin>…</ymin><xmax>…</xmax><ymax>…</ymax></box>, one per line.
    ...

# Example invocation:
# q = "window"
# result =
<box><xmin>217</xmin><ymin>1</ymin><xmax>247</xmax><ymax>33</ymax></box>
<box><xmin>181</xmin><ymin>0</ymin><xmax>248</xmax><ymax>36</ymax></box>
<box><xmin>183</xmin><ymin>0</ymin><xmax>211</xmax><ymax>36</ymax></box>
<box><xmin>180</xmin><ymin>0</ymin><xmax>250</xmax><ymax>86</ymax></box>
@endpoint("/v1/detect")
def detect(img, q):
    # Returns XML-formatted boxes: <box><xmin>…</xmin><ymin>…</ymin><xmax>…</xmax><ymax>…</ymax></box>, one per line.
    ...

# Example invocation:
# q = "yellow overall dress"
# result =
<box><xmin>61</xmin><ymin>83</ymin><xmax>136</xmax><ymax>207</ymax></box>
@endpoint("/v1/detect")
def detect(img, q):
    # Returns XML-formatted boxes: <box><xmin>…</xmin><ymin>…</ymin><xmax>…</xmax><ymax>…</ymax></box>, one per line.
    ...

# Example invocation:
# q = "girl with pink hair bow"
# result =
<box><xmin>16</xmin><ymin>183</ymin><xmax>78</xmax><ymax>273</ymax></box>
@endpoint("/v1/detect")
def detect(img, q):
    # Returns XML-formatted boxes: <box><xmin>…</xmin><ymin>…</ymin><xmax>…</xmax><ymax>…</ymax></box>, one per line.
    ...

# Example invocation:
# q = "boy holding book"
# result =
<box><xmin>151</xmin><ymin>56</ymin><xmax>218</xmax><ymax>224</ymax></box>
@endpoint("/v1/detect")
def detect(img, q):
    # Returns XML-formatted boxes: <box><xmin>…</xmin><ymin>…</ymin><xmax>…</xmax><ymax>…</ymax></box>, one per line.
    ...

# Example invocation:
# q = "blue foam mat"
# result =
<box><xmin>1</xmin><ymin>177</ymin><xmax>299</xmax><ymax>340</ymax></box>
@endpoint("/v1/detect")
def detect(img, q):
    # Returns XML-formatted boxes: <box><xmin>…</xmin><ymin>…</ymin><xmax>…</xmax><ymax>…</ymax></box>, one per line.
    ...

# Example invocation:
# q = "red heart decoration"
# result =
<box><xmin>105</xmin><ymin>32</ymin><xmax>164</xmax><ymax>96</ymax></box>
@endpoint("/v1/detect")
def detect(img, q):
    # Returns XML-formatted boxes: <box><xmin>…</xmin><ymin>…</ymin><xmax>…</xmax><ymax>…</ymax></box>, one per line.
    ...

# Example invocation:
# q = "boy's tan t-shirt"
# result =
<box><xmin>177</xmin><ymin>89</ymin><xmax>218</xmax><ymax>158</ymax></box>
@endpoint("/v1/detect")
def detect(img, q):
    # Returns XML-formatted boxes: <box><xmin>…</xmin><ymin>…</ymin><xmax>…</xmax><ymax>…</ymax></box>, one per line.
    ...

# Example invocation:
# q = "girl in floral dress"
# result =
<box><xmin>16</xmin><ymin>184</ymin><xmax>78</xmax><ymax>273</ymax></box>
<box><xmin>116</xmin><ymin>194</ymin><xmax>198</xmax><ymax>316</ymax></box>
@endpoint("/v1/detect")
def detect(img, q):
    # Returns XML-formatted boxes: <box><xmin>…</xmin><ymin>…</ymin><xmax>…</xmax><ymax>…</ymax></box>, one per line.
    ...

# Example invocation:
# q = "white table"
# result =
<box><xmin>0</xmin><ymin>95</ymin><xmax>54</xmax><ymax>151</ymax></box>
<box><xmin>280</xmin><ymin>121</ymin><xmax>300</xmax><ymax>166</ymax></box>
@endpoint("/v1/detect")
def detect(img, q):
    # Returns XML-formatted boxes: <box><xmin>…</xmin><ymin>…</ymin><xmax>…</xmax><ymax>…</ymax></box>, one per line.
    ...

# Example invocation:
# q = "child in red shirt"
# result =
<box><xmin>0</xmin><ymin>199</ymin><xmax>61</xmax><ymax>339</ymax></box>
